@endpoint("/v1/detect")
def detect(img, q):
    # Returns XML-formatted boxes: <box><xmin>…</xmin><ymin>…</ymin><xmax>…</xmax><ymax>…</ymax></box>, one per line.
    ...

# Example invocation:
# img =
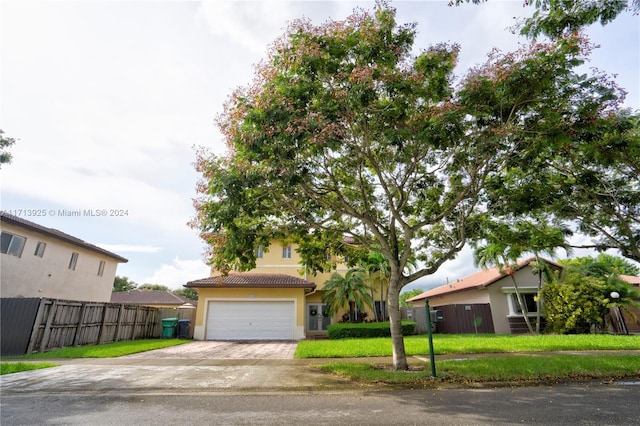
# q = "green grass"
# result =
<box><xmin>319</xmin><ymin>354</ymin><xmax>640</xmax><ymax>386</ymax></box>
<box><xmin>1</xmin><ymin>362</ymin><xmax>58</xmax><ymax>375</ymax></box>
<box><xmin>9</xmin><ymin>339</ymin><xmax>191</xmax><ymax>359</ymax></box>
<box><xmin>295</xmin><ymin>334</ymin><xmax>640</xmax><ymax>358</ymax></box>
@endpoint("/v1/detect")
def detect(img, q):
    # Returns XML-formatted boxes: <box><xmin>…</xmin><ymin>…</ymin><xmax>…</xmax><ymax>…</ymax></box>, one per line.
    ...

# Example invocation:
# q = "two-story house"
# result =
<box><xmin>185</xmin><ymin>241</ymin><xmax>387</xmax><ymax>340</ymax></box>
<box><xmin>1</xmin><ymin>212</ymin><xmax>128</xmax><ymax>303</ymax></box>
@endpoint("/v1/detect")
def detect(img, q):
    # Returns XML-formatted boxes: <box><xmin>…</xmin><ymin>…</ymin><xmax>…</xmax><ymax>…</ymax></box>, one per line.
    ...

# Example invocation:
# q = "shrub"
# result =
<box><xmin>327</xmin><ymin>321</ymin><xmax>416</xmax><ymax>339</ymax></box>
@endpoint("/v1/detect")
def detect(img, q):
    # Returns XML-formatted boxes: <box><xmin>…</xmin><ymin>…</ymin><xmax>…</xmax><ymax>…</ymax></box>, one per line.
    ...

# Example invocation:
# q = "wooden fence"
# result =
<box><xmin>1</xmin><ymin>298</ymin><xmax>196</xmax><ymax>356</ymax></box>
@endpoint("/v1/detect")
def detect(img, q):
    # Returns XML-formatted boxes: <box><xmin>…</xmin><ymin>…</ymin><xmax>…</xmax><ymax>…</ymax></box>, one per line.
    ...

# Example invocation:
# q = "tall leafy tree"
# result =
<box><xmin>457</xmin><ymin>1</ymin><xmax>640</xmax><ymax>263</ymax></box>
<box><xmin>454</xmin><ymin>0</ymin><xmax>640</xmax><ymax>39</ymax></box>
<box><xmin>0</xmin><ymin>129</ymin><xmax>16</xmax><ymax>168</ymax></box>
<box><xmin>321</xmin><ymin>269</ymin><xmax>373</xmax><ymax>322</ymax></box>
<box><xmin>193</xmin><ymin>5</ymin><xmax>626</xmax><ymax>370</ymax></box>
<box><xmin>173</xmin><ymin>288</ymin><xmax>199</xmax><ymax>301</ymax></box>
<box><xmin>400</xmin><ymin>289</ymin><xmax>424</xmax><ymax>308</ymax></box>
<box><xmin>561</xmin><ymin>254</ymin><xmax>640</xmax><ymax>276</ymax></box>
<box><xmin>113</xmin><ymin>276</ymin><xmax>137</xmax><ymax>292</ymax></box>
<box><xmin>138</xmin><ymin>284</ymin><xmax>170</xmax><ymax>291</ymax></box>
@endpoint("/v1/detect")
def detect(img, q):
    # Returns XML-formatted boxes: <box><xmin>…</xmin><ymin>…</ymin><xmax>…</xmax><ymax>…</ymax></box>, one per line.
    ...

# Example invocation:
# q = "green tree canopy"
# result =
<box><xmin>173</xmin><ymin>288</ymin><xmax>199</xmax><ymax>301</ymax></box>
<box><xmin>455</xmin><ymin>0</ymin><xmax>640</xmax><ymax>39</ymax></box>
<box><xmin>560</xmin><ymin>254</ymin><xmax>640</xmax><ymax>276</ymax></box>
<box><xmin>138</xmin><ymin>284</ymin><xmax>170</xmax><ymax>292</ymax></box>
<box><xmin>192</xmin><ymin>5</ymin><xmax>627</xmax><ymax>370</ymax></box>
<box><xmin>400</xmin><ymin>289</ymin><xmax>424</xmax><ymax>307</ymax></box>
<box><xmin>113</xmin><ymin>276</ymin><xmax>137</xmax><ymax>292</ymax></box>
<box><xmin>0</xmin><ymin>129</ymin><xmax>16</xmax><ymax>168</ymax></box>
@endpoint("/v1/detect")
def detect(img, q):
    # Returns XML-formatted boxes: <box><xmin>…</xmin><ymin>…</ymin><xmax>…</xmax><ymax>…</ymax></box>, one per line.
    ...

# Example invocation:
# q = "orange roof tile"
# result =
<box><xmin>407</xmin><ymin>257</ymin><xmax>560</xmax><ymax>303</ymax></box>
<box><xmin>185</xmin><ymin>273</ymin><xmax>316</xmax><ymax>289</ymax></box>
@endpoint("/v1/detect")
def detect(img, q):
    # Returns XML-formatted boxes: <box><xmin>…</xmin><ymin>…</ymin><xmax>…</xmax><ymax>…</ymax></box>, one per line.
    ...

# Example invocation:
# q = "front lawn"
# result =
<box><xmin>0</xmin><ymin>362</ymin><xmax>59</xmax><ymax>375</ymax></box>
<box><xmin>320</xmin><ymin>354</ymin><xmax>640</xmax><ymax>385</ymax></box>
<box><xmin>295</xmin><ymin>334</ymin><xmax>640</xmax><ymax>358</ymax></box>
<box><xmin>8</xmin><ymin>338</ymin><xmax>191</xmax><ymax>360</ymax></box>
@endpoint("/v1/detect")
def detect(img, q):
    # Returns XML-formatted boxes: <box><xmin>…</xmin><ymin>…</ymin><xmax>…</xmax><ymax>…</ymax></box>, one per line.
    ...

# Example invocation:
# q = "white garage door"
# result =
<box><xmin>206</xmin><ymin>301</ymin><xmax>295</xmax><ymax>340</ymax></box>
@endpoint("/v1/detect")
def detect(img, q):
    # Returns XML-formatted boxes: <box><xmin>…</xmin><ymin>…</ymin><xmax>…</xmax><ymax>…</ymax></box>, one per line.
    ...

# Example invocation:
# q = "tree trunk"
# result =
<box><xmin>387</xmin><ymin>273</ymin><xmax>408</xmax><ymax>370</ymax></box>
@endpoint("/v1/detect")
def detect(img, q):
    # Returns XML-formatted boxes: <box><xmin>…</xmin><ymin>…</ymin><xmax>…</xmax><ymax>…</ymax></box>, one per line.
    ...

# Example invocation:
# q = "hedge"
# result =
<box><xmin>327</xmin><ymin>321</ymin><xmax>416</xmax><ymax>339</ymax></box>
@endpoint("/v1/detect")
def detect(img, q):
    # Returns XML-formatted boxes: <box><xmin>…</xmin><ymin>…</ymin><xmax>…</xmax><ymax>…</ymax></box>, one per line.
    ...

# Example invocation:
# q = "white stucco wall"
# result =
<box><xmin>487</xmin><ymin>267</ymin><xmax>542</xmax><ymax>334</ymax></box>
<box><xmin>1</xmin><ymin>223</ymin><xmax>121</xmax><ymax>302</ymax></box>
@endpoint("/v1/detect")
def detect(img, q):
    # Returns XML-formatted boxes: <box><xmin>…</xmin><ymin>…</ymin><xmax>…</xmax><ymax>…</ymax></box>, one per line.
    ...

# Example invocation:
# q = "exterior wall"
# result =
<box><xmin>486</xmin><ymin>267</ymin><xmax>542</xmax><ymax>334</ymax></box>
<box><xmin>200</xmin><ymin>241</ymin><xmax>390</xmax><ymax>337</ymax></box>
<box><xmin>253</xmin><ymin>242</ymin><xmax>386</xmax><ymax>323</ymax></box>
<box><xmin>192</xmin><ymin>287</ymin><xmax>307</xmax><ymax>340</ymax></box>
<box><xmin>252</xmin><ymin>242</ymin><xmax>349</xmax><ymax>290</ymax></box>
<box><xmin>418</xmin><ymin>288</ymin><xmax>490</xmax><ymax>308</ymax></box>
<box><xmin>1</xmin><ymin>222</ymin><xmax>120</xmax><ymax>302</ymax></box>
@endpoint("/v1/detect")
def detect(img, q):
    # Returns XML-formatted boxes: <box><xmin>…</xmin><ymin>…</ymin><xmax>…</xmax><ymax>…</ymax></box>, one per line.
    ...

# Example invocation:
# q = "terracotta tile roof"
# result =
<box><xmin>110</xmin><ymin>290</ymin><xmax>194</xmax><ymax>306</ymax></box>
<box><xmin>408</xmin><ymin>257</ymin><xmax>560</xmax><ymax>303</ymax></box>
<box><xmin>185</xmin><ymin>273</ymin><xmax>316</xmax><ymax>289</ymax></box>
<box><xmin>1</xmin><ymin>212</ymin><xmax>128</xmax><ymax>263</ymax></box>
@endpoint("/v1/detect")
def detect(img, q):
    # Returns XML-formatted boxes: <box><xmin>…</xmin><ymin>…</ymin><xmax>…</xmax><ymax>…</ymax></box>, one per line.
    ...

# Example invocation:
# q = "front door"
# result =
<box><xmin>307</xmin><ymin>303</ymin><xmax>331</xmax><ymax>332</ymax></box>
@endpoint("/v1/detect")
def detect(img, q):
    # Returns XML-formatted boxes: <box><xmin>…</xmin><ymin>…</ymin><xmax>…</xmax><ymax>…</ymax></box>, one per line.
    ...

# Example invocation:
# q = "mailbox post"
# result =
<box><xmin>425</xmin><ymin>298</ymin><xmax>436</xmax><ymax>378</ymax></box>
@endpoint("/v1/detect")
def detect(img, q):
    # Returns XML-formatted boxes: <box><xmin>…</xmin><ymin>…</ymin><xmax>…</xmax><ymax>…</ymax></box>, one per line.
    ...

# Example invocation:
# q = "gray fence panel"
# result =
<box><xmin>1</xmin><ymin>297</ymin><xmax>188</xmax><ymax>355</ymax></box>
<box><xmin>0</xmin><ymin>298</ymin><xmax>42</xmax><ymax>356</ymax></box>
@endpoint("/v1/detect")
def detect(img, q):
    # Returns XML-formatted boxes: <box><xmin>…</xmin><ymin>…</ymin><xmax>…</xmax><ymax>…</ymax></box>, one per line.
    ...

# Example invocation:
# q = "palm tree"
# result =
<box><xmin>321</xmin><ymin>269</ymin><xmax>374</xmax><ymax>322</ymax></box>
<box><xmin>360</xmin><ymin>251</ymin><xmax>390</xmax><ymax>321</ymax></box>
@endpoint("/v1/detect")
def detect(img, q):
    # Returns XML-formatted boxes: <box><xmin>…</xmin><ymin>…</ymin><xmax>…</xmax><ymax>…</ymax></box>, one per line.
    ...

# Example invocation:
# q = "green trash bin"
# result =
<box><xmin>161</xmin><ymin>317</ymin><xmax>179</xmax><ymax>338</ymax></box>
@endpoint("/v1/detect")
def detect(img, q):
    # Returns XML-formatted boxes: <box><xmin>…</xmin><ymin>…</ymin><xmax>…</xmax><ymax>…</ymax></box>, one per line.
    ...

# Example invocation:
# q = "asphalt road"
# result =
<box><xmin>2</xmin><ymin>382</ymin><xmax>639</xmax><ymax>425</ymax></box>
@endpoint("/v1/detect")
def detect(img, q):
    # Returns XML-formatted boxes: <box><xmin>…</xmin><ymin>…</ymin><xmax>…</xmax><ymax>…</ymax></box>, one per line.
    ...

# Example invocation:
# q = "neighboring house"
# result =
<box><xmin>185</xmin><ymin>241</ymin><xmax>388</xmax><ymax>340</ymax></box>
<box><xmin>110</xmin><ymin>290</ymin><xmax>196</xmax><ymax>309</ymax></box>
<box><xmin>619</xmin><ymin>275</ymin><xmax>640</xmax><ymax>334</ymax></box>
<box><xmin>407</xmin><ymin>257</ymin><xmax>561</xmax><ymax>334</ymax></box>
<box><xmin>1</xmin><ymin>212</ymin><xmax>128</xmax><ymax>303</ymax></box>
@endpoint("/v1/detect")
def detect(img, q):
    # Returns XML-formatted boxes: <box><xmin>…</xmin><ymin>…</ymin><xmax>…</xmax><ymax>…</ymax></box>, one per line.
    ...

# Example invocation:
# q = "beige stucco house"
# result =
<box><xmin>1</xmin><ymin>212</ymin><xmax>128</xmax><ymax>303</ymax></box>
<box><xmin>185</xmin><ymin>241</ymin><xmax>388</xmax><ymax>340</ymax></box>
<box><xmin>408</xmin><ymin>257</ymin><xmax>561</xmax><ymax>334</ymax></box>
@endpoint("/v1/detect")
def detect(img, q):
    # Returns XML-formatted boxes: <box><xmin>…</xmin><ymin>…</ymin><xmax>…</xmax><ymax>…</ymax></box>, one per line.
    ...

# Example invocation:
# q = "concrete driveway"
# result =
<box><xmin>120</xmin><ymin>340</ymin><xmax>298</xmax><ymax>360</ymax></box>
<box><xmin>0</xmin><ymin>341</ymin><xmax>356</xmax><ymax>395</ymax></box>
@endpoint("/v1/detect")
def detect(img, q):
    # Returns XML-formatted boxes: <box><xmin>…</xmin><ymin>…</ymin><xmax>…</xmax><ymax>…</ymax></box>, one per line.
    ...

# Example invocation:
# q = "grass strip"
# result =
<box><xmin>8</xmin><ymin>339</ymin><xmax>191</xmax><ymax>359</ymax></box>
<box><xmin>296</xmin><ymin>334</ymin><xmax>640</xmax><ymax>358</ymax></box>
<box><xmin>1</xmin><ymin>362</ymin><xmax>59</xmax><ymax>375</ymax></box>
<box><xmin>318</xmin><ymin>354</ymin><xmax>640</xmax><ymax>385</ymax></box>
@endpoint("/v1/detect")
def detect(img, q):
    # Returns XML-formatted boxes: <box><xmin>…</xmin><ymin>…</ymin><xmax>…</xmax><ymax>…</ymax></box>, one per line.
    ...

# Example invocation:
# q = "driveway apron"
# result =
<box><xmin>0</xmin><ymin>341</ymin><xmax>354</xmax><ymax>394</ymax></box>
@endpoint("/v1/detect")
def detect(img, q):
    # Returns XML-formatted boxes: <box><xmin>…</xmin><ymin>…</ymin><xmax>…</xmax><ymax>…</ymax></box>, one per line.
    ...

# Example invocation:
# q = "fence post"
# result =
<box><xmin>39</xmin><ymin>299</ymin><xmax>58</xmax><ymax>353</ymax></box>
<box><xmin>72</xmin><ymin>302</ymin><xmax>87</xmax><ymax>346</ymax></box>
<box><xmin>26</xmin><ymin>298</ymin><xmax>48</xmax><ymax>354</ymax></box>
<box><xmin>114</xmin><ymin>304</ymin><xmax>125</xmax><ymax>342</ymax></box>
<box><xmin>97</xmin><ymin>304</ymin><xmax>109</xmax><ymax>344</ymax></box>
<box><xmin>130</xmin><ymin>306</ymin><xmax>140</xmax><ymax>340</ymax></box>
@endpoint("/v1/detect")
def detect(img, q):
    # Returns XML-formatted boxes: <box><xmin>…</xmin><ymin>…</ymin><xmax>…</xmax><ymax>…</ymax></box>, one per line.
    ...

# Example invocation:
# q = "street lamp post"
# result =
<box><xmin>425</xmin><ymin>298</ymin><xmax>436</xmax><ymax>378</ymax></box>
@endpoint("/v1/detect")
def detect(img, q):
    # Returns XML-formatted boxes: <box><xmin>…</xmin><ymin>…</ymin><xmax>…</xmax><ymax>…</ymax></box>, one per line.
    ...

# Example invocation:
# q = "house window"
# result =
<box><xmin>256</xmin><ymin>246</ymin><xmax>264</xmax><ymax>259</ymax></box>
<box><xmin>97</xmin><ymin>260</ymin><xmax>106</xmax><ymax>277</ymax></box>
<box><xmin>1</xmin><ymin>232</ymin><xmax>26</xmax><ymax>258</ymax></box>
<box><xmin>69</xmin><ymin>252</ymin><xmax>79</xmax><ymax>270</ymax></box>
<box><xmin>282</xmin><ymin>245</ymin><xmax>292</xmax><ymax>259</ymax></box>
<box><xmin>375</xmin><ymin>301</ymin><xmax>387</xmax><ymax>321</ymax></box>
<box><xmin>34</xmin><ymin>242</ymin><xmax>46</xmax><ymax>258</ymax></box>
<box><xmin>508</xmin><ymin>293</ymin><xmax>538</xmax><ymax>315</ymax></box>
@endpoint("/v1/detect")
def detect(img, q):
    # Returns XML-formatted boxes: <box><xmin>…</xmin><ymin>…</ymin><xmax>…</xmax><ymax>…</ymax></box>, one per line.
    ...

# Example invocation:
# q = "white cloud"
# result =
<box><xmin>196</xmin><ymin>0</ymin><xmax>297</xmax><ymax>53</ymax></box>
<box><xmin>142</xmin><ymin>257</ymin><xmax>210</xmax><ymax>290</ymax></box>
<box><xmin>97</xmin><ymin>244</ymin><xmax>163</xmax><ymax>254</ymax></box>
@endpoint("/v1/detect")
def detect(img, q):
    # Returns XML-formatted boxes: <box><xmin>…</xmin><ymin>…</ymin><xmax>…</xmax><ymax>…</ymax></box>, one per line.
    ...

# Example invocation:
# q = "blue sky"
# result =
<box><xmin>1</xmin><ymin>1</ymin><xmax>638</xmax><ymax>291</ymax></box>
